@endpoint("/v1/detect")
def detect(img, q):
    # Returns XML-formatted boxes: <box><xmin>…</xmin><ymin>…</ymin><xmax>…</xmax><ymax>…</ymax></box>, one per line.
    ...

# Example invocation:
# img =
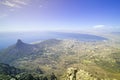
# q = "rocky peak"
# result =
<box><xmin>17</xmin><ymin>39</ymin><xmax>23</xmax><ymax>44</ymax></box>
<box><xmin>16</xmin><ymin>39</ymin><xmax>26</xmax><ymax>48</ymax></box>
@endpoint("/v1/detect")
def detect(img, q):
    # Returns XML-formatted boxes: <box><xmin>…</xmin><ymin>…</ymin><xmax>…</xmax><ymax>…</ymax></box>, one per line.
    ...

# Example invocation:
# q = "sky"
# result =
<box><xmin>0</xmin><ymin>0</ymin><xmax>120</xmax><ymax>32</ymax></box>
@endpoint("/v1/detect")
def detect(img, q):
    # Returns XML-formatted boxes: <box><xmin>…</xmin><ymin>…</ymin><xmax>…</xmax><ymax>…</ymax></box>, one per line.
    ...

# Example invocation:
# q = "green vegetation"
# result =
<box><xmin>0</xmin><ymin>34</ymin><xmax>120</xmax><ymax>80</ymax></box>
<box><xmin>0</xmin><ymin>63</ymin><xmax>58</xmax><ymax>80</ymax></box>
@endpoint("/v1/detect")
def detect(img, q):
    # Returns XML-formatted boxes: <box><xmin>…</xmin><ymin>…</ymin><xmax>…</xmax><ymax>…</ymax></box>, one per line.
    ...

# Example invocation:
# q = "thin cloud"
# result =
<box><xmin>92</xmin><ymin>25</ymin><xmax>119</xmax><ymax>32</ymax></box>
<box><xmin>13</xmin><ymin>0</ymin><xmax>28</xmax><ymax>5</ymax></box>
<box><xmin>93</xmin><ymin>25</ymin><xmax>105</xmax><ymax>29</ymax></box>
<box><xmin>0</xmin><ymin>0</ymin><xmax>29</xmax><ymax>8</ymax></box>
<box><xmin>1</xmin><ymin>0</ymin><xmax>20</xmax><ymax>8</ymax></box>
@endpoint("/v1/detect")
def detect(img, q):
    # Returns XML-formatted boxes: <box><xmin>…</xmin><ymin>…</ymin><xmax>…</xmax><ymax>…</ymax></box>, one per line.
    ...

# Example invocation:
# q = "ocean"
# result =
<box><xmin>0</xmin><ymin>31</ymin><xmax>107</xmax><ymax>50</ymax></box>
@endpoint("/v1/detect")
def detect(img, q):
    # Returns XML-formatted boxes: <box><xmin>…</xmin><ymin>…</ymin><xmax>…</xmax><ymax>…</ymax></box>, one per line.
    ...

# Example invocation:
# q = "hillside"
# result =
<box><xmin>0</xmin><ymin>35</ymin><xmax>120</xmax><ymax>80</ymax></box>
<box><xmin>0</xmin><ymin>63</ymin><xmax>20</xmax><ymax>80</ymax></box>
<box><xmin>0</xmin><ymin>63</ymin><xmax>48</xmax><ymax>80</ymax></box>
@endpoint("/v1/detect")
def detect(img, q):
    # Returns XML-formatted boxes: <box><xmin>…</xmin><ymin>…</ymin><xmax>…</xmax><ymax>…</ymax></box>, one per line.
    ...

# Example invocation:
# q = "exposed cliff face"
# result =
<box><xmin>63</xmin><ymin>67</ymin><xmax>96</xmax><ymax>80</ymax></box>
<box><xmin>65</xmin><ymin>67</ymin><xmax>77</xmax><ymax>80</ymax></box>
<box><xmin>16</xmin><ymin>39</ymin><xmax>25</xmax><ymax>48</ymax></box>
<box><xmin>62</xmin><ymin>67</ymin><xmax>117</xmax><ymax>80</ymax></box>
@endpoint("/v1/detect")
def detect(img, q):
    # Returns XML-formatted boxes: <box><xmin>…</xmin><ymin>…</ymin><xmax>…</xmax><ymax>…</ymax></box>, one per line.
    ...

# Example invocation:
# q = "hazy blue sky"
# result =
<box><xmin>0</xmin><ymin>0</ymin><xmax>120</xmax><ymax>32</ymax></box>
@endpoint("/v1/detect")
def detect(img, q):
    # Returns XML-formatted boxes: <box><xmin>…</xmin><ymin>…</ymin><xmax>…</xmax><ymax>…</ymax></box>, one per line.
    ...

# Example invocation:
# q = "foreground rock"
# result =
<box><xmin>63</xmin><ymin>67</ymin><xmax>117</xmax><ymax>80</ymax></box>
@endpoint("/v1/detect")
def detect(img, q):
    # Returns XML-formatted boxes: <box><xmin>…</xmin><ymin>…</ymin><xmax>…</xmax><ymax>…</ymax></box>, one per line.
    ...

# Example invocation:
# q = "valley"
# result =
<box><xmin>0</xmin><ymin>32</ymin><xmax>120</xmax><ymax>80</ymax></box>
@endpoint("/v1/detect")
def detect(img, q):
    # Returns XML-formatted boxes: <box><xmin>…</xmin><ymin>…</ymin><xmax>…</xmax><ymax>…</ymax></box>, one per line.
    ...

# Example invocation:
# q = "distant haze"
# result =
<box><xmin>0</xmin><ymin>31</ymin><xmax>107</xmax><ymax>50</ymax></box>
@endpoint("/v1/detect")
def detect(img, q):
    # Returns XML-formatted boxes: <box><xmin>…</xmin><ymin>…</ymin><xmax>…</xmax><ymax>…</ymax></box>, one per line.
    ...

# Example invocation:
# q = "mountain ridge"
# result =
<box><xmin>0</xmin><ymin>38</ymin><xmax>120</xmax><ymax>79</ymax></box>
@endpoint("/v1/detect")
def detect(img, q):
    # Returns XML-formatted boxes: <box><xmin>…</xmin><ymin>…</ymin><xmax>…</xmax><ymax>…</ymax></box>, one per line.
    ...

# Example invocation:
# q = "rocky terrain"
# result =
<box><xmin>0</xmin><ymin>33</ymin><xmax>120</xmax><ymax>80</ymax></box>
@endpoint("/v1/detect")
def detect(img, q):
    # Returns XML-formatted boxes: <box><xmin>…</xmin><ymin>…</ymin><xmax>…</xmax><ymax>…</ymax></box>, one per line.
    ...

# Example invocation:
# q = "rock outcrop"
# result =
<box><xmin>63</xmin><ymin>67</ymin><xmax>117</xmax><ymax>80</ymax></box>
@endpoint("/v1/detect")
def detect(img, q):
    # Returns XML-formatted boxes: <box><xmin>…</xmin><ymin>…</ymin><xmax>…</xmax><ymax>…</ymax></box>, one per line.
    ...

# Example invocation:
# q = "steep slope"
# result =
<box><xmin>0</xmin><ymin>39</ymin><xmax>38</xmax><ymax>63</ymax></box>
<box><xmin>0</xmin><ymin>63</ymin><xmax>21</xmax><ymax>75</ymax></box>
<box><xmin>0</xmin><ymin>38</ymin><xmax>120</xmax><ymax>79</ymax></box>
<box><xmin>0</xmin><ymin>63</ymin><xmax>21</xmax><ymax>80</ymax></box>
<box><xmin>0</xmin><ymin>63</ymin><xmax>45</xmax><ymax>80</ymax></box>
<box><xmin>14</xmin><ymin>39</ymin><xmax>120</xmax><ymax>79</ymax></box>
<box><xmin>0</xmin><ymin>39</ymin><xmax>61</xmax><ymax>64</ymax></box>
